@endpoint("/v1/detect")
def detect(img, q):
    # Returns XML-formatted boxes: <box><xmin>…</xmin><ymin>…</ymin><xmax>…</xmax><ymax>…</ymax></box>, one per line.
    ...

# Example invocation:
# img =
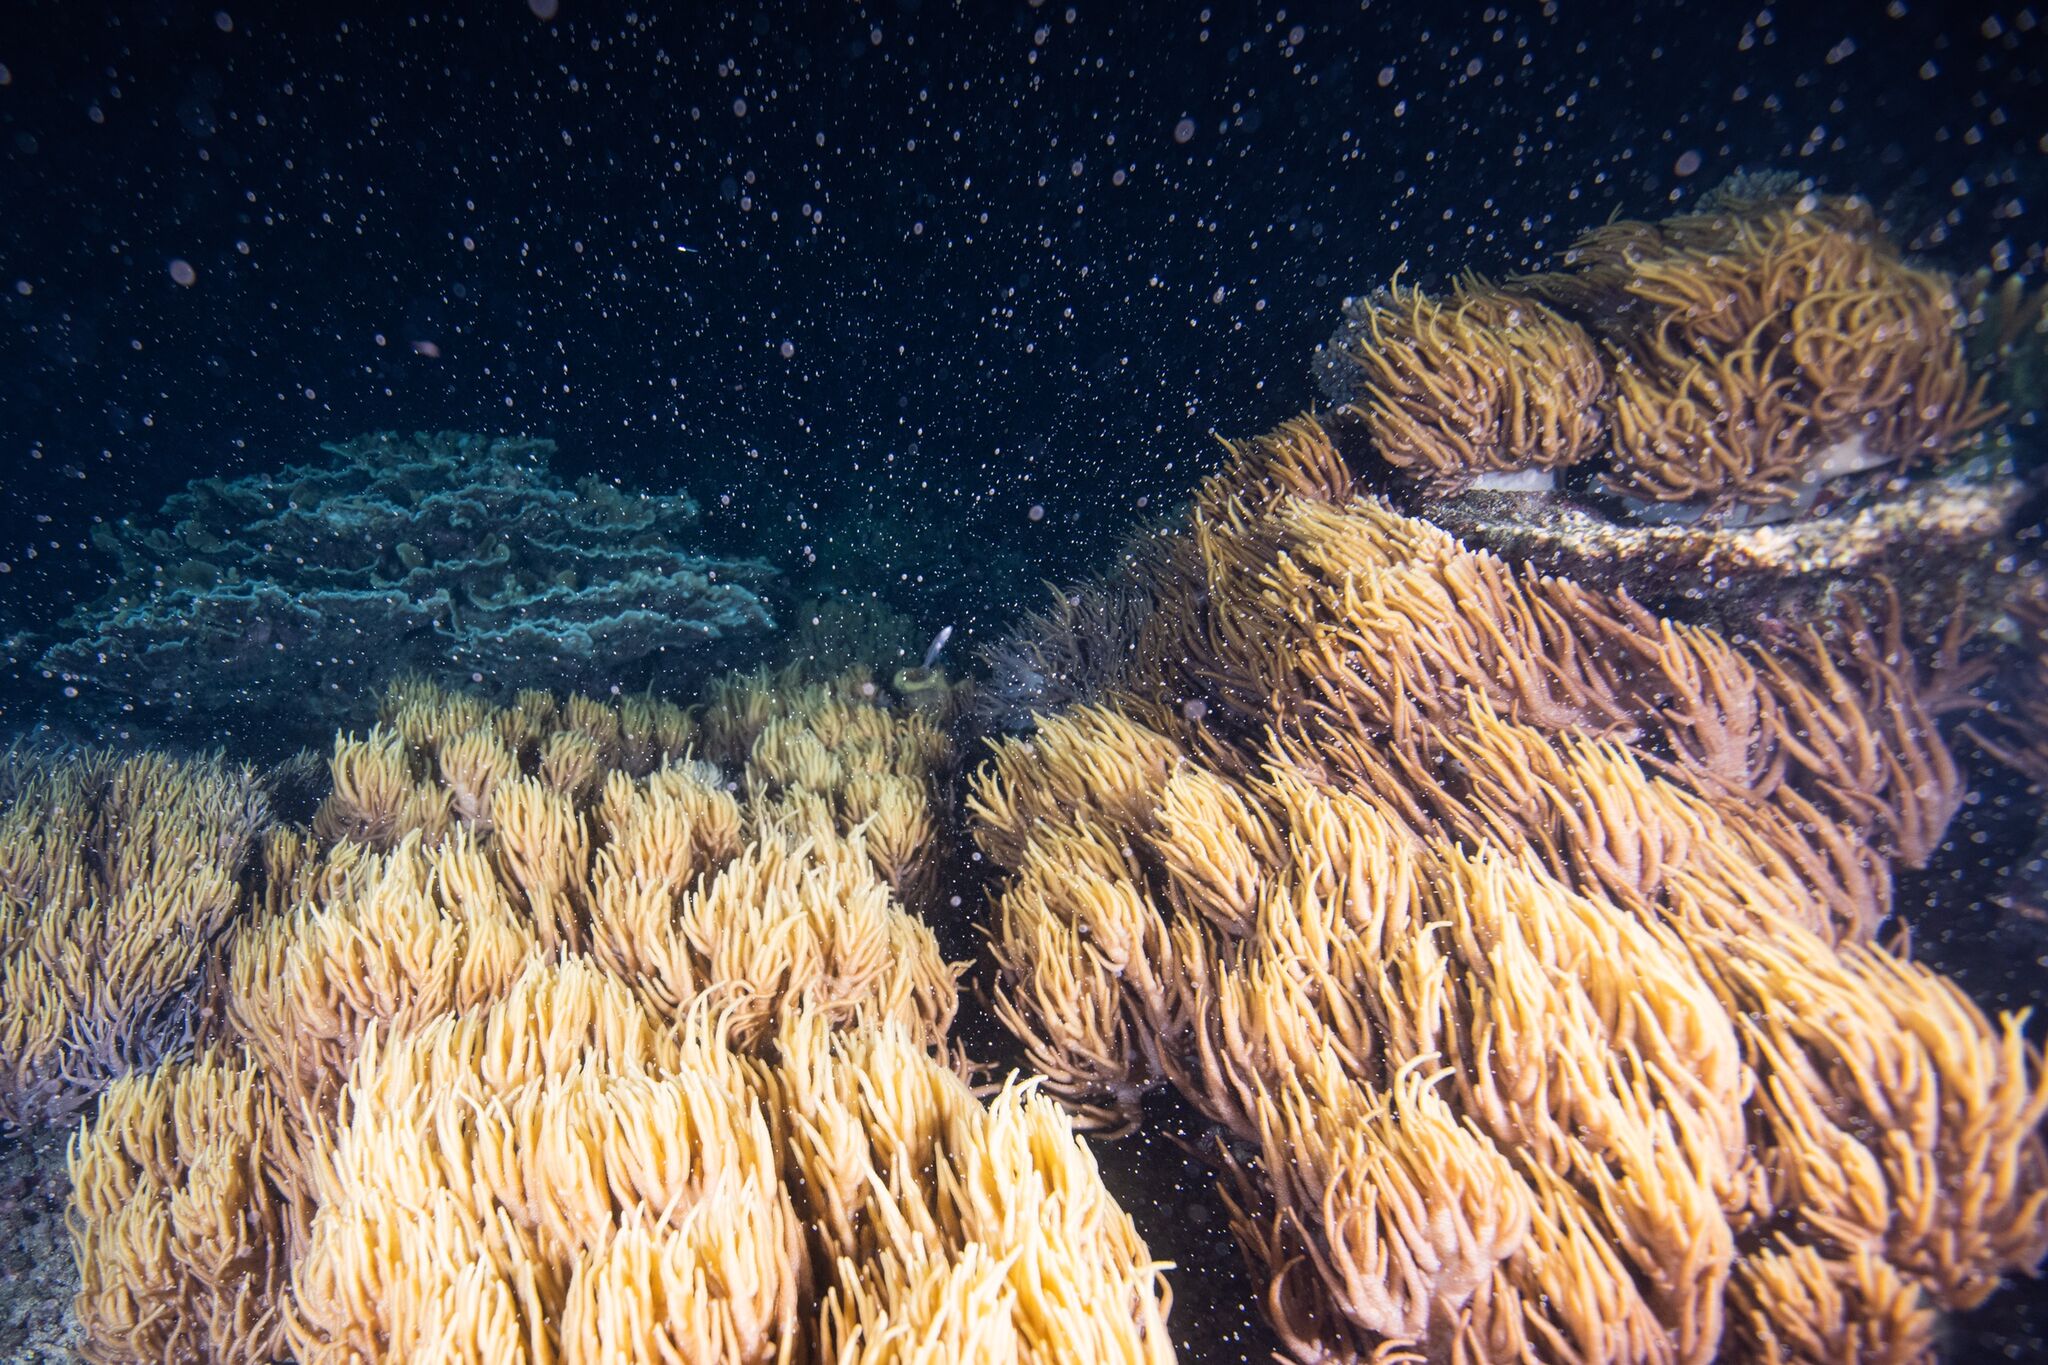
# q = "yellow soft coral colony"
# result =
<box><xmin>290</xmin><ymin>961</ymin><xmax>1172</xmax><ymax>1364</ymax></box>
<box><xmin>72</xmin><ymin>669</ymin><xmax>1167</xmax><ymax>1363</ymax></box>
<box><xmin>68</xmin><ymin>1048</ymin><xmax>307</xmax><ymax>1365</ymax></box>
<box><xmin>971</xmin><ymin>413</ymin><xmax>2045</xmax><ymax>1363</ymax></box>
<box><xmin>1</xmin><ymin>748</ymin><xmax>269</xmax><ymax>1129</ymax></box>
<box><xmin>286</xmin><ymin>958</ymin><xmax>806</xmax><ymax>1365</ymax></box>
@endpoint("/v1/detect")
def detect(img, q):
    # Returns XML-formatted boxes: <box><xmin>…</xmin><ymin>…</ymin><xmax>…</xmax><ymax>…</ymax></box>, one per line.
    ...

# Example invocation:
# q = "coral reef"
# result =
<box><xmin>0</xmin><ymin>745</ymin><xmax>269</xmax><ymax>1129</ymax></box>
<box><xmin>969</xmin><ymin>525</ymin><xmax>1175</xmax><ymax>736</ymax></box>
<box><xmin>1316</xmin><ymin>194</ymin><xmax>2001</xmax><ymax>515</ymax></box>
<box><xmin>972</xmin><ymin>577</ymin><xmax>1152</xmax><ymax>735</ymax></box>
<box><xmin>970</xmin><ymin>413</ymin><xmax>2047</xmax><ymax>1362</ymax></box>
<box><xmin>65</xmin><ymin>668</ymin><xmax>1175</xmax><ymax>1363</ymax></box>
<box><xmin>20</xmin><ymin>239</ymin><xmax>2045</xmax><ymax>1361</ymax></box>
<box><xmin>1968</xmin><ymin>574</ymin><xmax>2048</xmax><ymax>789</ymax></box>
<box><xmin>777</xmin><ymin>592</ymin><xmax>925</xmax><ymax>678</ymax></box>
<box><xmin>39</xmin><ymin>433</ymin><xmax>778</xmax><ymax>734</ymax></box>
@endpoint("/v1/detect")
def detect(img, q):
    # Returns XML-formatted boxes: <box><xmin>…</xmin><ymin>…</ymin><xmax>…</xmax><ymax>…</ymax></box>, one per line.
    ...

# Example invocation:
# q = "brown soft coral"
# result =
<box><xmin>1339</xmin><ymin>276</ymin><xmax>1608</xmax><ymax>491</ymax></box>
<box><xmin>1330</xmin><ymin>195</ymin><xmax>2001</xmax><ymax>514</ymax></box>
<box><xmin>971</xmin><ymin>413</ymin><xmax>2044</xmax><ymax>1363</ymax></box>
<box><xmin>1595</xmin><ymin>208</ymin><xmax>1997</xmax><ymax>509</ymax></box>
<box><xmin>1605</xmin><ymin>324</ymin><xmax>1812</xmax><ymax>505</ymax></box>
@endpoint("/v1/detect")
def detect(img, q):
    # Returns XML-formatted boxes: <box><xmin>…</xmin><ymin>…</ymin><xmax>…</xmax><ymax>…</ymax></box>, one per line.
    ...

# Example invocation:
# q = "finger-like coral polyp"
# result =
<box><xmin>1346</xmin><ymin>277</ymin><xmax>1608</xmax><ymax>491</ymax></box>
<box><xmin>1</xmin><ymin>747</ymin><xmax>268</xmax><ymax>1129</ymax></box>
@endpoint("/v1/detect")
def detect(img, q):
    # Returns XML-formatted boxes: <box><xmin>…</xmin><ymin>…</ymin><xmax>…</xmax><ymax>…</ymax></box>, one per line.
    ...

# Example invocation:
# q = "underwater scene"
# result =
<box><xmin>2</xmin><ymin>2</ymin><xmax>2047</xmax><ymax>1361</ymax></box>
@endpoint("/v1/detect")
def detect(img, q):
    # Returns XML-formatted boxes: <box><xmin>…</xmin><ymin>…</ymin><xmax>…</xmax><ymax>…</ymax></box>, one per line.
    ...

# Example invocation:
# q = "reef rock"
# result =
<box><xmin>1422</xmin><ymin>462</ymin><xmax>2035</xmax><ymax>644</ymax></box>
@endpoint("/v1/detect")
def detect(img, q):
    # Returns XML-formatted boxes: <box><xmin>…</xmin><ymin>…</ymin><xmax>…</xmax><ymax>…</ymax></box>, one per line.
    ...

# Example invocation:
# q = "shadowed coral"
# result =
<box><xmin>778</xmin><ymin>593</ymin><xmax>925</xmax><ymax>679</ymax></box>
<box><xmin>972</xmin><ymin>572</ymin><xmax>1160</xmax><ymax>736</ymax></box>
<box><xmin>39</xmin><ymin>432</ymin><xmax>778</xmax><ymax>733</ymax></box>
<box><xmin>1960</xmin><ymin>268</ymin><xmax>2048</xmax><ymax>422</ymax></box>
<box><xmin>1605</xmin><ymin>326</ymin><xmax>1811</xmax><ymax>504</ymax></box>
<box><xmin>0</xmin><ymin>748</ymin><xmax>270</xmax><ymax>1128</ymax></box>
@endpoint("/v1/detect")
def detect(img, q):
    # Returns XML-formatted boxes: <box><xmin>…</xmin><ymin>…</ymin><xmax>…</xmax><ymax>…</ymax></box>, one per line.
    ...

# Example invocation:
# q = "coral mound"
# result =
<box><xmin>970</xmin><ymin>413</ymin><xmax>2048</xmax><ymax>1363</ymax></box>
<box><xmin>40</xmin><ymin>432</ymin><xmax>778</xmax><ymax>732</ymax></box>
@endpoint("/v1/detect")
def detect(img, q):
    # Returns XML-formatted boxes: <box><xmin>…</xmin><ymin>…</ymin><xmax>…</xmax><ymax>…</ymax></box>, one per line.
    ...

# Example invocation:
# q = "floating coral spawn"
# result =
<box><xmin>1324</xmin><ymin>196</ymin><xmax>2001</xmax><ymax>512</ymax></box>
<box><xmin>971</xmin><ymin>416</ymin><xmax>2048</xmax><ymax>1362</ymax></box>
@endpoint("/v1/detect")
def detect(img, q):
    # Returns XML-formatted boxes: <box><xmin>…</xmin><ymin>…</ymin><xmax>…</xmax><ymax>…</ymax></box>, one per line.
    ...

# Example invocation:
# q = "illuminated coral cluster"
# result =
<box><xmin>33</xmin><ymin>312</ymin><xmax>2045</xmax><ymax>1365</ymax></box>
<box><xmin>1319</xmin><ymin>195</ymin><xmax>2000</xmax><ymax>513</ymax></box>
<box><xmin>971</xmin><ymin>416</ymin><xmax>2047</xmax><ymax>1362</ymax></box>
<box><xmin>39</xmin><ymin>432</ymin><xmax>779</xmax><ymax>732</ymax></box>
<box><xmin>67</xmin><ymin>669</ymin><xmax>1174</xmax><ymax>1365</ymax></box>
<box><xmin>0</xmin><ymin>746</ymin><xmax>269</xmax><ymax>1128</ymax></box>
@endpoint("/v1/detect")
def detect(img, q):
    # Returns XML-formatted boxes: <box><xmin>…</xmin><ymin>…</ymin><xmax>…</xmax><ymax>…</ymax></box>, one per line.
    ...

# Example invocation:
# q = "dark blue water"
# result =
<box><xmin>2</xmin><ymin>1</ymin><xmax>2040</xmax><ymax>695</ymax></box>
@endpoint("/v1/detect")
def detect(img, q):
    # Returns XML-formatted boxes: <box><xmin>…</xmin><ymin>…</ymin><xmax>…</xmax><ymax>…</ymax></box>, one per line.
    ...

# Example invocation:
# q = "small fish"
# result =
<box><xmin>922</xmin><ymin>625</ymin><xmax>954</xmax><ymax>669</ymax></box>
